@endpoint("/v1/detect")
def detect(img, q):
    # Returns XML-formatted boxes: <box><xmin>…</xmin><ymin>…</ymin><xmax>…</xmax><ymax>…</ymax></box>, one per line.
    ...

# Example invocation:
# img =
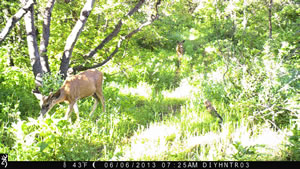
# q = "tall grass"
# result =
<box><xmin>0</xmin><ymin>48</ymin><xmax>299</xmax><ymax>161</ymax></box>
<box><xmin>0</xmin><ymin>72</ymin><xmax>297</xmax><ymax>161</ymax></box>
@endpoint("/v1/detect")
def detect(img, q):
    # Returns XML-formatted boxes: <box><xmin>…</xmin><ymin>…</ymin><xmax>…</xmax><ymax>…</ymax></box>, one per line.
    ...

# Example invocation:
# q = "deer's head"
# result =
<box><xmin>176</xmin><ymin>40</ymin><xmax>185</xmax><ymax>57</ymax></box>
<box><xmin>33</xmin><ymin>90</ymin><xmax>61</xmax><ymax>117</ymax></box>
<box><xmin>177</xmin><ymin>40</ymin><xmax>185</xmax><ymax>48</ymax></box>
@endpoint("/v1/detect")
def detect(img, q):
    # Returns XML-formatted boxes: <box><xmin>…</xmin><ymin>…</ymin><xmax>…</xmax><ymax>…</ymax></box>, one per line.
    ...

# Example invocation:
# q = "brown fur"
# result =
<box><xmin>204</xmin><ymin>100</ymin><xmax>223</xmax><ymax>123</ymax></box>
<box><xmin>175</xmin><ymin>40</ymin><xmax>185</xmax><ymax>75</ymax></box>
<box><xmin>36</xmin><ymin>69</ymin><xmax>105</xmax><ymax>120</ymax></box>
<box><xmin>176</xmin><ymin>40</ymin><xmax>185</xmax><ymax>58</ymax></box>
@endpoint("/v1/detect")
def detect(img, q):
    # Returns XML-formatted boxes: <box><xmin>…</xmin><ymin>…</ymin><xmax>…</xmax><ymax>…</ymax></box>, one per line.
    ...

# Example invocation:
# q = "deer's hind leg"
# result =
<box><xmin>73</xmin><ymin>102</ymin><xmax>80</xmax><ymax>121</ymax></box>
<box><xmin>95</xmin><ymin>85</ymin><xmax>105</xmax><ymax>113</ymax></box>
<box><xmin>89</xmin><ymin>94</ymin><xmax>99</xmax><ymax>117</ymax></box>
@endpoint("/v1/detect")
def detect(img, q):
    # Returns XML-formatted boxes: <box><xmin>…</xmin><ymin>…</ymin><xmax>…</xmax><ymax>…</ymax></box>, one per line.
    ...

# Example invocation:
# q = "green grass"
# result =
<box><xmin>0</xmin><ymin>0</ymin><xmax>299</xmax><ymax>161</ymax></box>
<box><xmin>0</xmin><ymin>59</ymin><xmax>299</xmax><ymax>161</ymax></box>
<box><xmin>0</xmin><ymin>77</ymin><xmax>297</xmax><ymax>161</ymax></box>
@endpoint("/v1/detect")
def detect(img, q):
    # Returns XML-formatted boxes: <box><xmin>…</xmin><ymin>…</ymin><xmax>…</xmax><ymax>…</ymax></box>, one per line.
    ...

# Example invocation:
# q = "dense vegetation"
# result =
<box><xmin>0</xmin><ymin>0</ymin><xmax>299</xmax><ymax>161</ymax></box>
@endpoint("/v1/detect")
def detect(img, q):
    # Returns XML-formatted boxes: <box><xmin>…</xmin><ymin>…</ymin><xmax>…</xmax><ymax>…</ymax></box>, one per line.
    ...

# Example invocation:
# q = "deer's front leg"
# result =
<box><xmin>65</xmin><ymin>102</ymin><xmax>74</xmax><ymax>120</ymax></box>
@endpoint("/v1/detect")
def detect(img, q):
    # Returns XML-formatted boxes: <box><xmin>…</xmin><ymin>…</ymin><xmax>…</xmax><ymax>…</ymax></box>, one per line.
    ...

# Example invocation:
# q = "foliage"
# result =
<box><xmin>39</xmin><ymin>73</ymin><xmax>64</xmax><ymax>95</ymax></box>
<box><xmin>286</xmin><ymin>125</ymin><xmax>300</xmax><ymax>161</ymax></box>
<box><xmin>0</xmin><ymin>59</ymin><xmax>38</xmax><ymax>122</ymax></box>
<box><xmin>0</xmin><ymin>0</ymin><xmax>299</xmax><ymax>161</ymax></box>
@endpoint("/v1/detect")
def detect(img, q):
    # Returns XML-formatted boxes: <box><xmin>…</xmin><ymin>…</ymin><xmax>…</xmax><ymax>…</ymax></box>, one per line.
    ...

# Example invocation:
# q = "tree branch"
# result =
<box><xmin>73</xmin><ymin>0</ymin><xmax>161</xmax><ymax>72</ymax></box>
<box><xmin>0</xmin><ymin>0</ymin><xmax>34</xmax><ymax>45</ymax></box>
<box><xmin>59</xmin><ymin>0</ymin><xmax>95</xmax><ymax>78</ymax></box>
<box><xmin>84</xmin><ymin>0</ymin><xmax>146</xmax><ymax>59</ymax></box>
<box><xmin>39</xmin><ymin>0</ymin><xmax>56</xmax><ymax>73</ymax></box>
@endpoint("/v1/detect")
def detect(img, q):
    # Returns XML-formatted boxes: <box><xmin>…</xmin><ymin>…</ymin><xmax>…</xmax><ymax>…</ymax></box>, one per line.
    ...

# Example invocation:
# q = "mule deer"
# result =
<box><xmin>176</xmin><ymin>40</ymin><xmax>185</xmax><ymax>73</ymax></box>
<box><xmin>176</xmin><ymin>40</ymin><xmax>185</xmax><ymax>58</ymax></box>
<box><xmin>204</xmin><ymin>100</ymin><xmax>223</xmax><ymax>124</ymax></box>
<box><xmin>33</xmin><ymin>69</ymin><xmax>105</xmax><ymax>120</ymax></box>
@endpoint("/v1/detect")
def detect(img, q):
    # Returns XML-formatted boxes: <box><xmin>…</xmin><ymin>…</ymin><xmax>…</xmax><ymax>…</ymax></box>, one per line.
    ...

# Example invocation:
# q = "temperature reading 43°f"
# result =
<box><xmin>72</xmin><ymin>162</ymin><xmax>88</xmax><ymax>168</ymax></box>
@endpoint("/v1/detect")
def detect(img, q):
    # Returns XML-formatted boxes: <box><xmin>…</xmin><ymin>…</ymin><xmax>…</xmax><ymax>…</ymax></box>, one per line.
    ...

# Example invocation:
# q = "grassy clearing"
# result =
<box><xmin>1</xmin><ymin>0</ymin><xmax>299</xmax><ymax>162</ymax></box>
<box><xmin>117</xmin><ymin>89</ymin><xmax>293</xmax><ymax>161</ymax></box>
<box><xmin>1</xmin><ymin>75</ymin><xmax>298</xmax><ymax>161</ymax></box>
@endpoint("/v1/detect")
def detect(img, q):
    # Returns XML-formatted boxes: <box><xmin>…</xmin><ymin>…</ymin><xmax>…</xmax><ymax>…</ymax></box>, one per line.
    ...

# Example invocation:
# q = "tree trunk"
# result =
<box><xmin>268</xmin><ymin>0</ymin><xmax>273</xmax><ymax>39</ymax></box>
<box><xmin>39</xmin><ymin>0</ymin><xmax>56</xmax><ymax>73</ymax></box>
<box><xmin>21</xmin><ymin>0</ymin><xmax>43</xmax><ymax>87</ymax></box>
<box><xmin>7</xmin><ymin>47</ymin><xmax>14</xmax><ymax>66</ymax></box>
<box><xmin>59</xmin><ymin>0</ymin><xmax>95</xmax><ymax>78</ymax></box>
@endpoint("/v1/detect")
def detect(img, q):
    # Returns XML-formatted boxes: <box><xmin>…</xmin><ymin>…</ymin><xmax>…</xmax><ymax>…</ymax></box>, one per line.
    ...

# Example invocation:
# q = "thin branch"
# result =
<box><xmin>0</xmin><ymin>0</ymin><xmax>34</xmax><ymax>45</ymax></box>
<box><xmin>84</xmin><ymin>20</ymin><xmax>122</xmax><ymax>59</ymax></box>
<box><xmin>59</xmin><ymin>0</ymin><xmax>95</xmax><ymax>78</ymax></box>
<box><xmin>84</xmin><ymin>0</ymin><xmax>146</xmax><ymax>59</ymax></box>
<box><xmin>73</xmin><ymin>0</ymin><xmax>162</xmax><ymax>72</ymax></box>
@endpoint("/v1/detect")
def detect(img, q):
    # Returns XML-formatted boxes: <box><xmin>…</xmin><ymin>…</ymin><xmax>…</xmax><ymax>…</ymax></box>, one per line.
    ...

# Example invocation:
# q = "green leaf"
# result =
<box><xmin>38</xmin><ymin>142</ymin><xmax>48</xmax><ymax>152</ymax></box>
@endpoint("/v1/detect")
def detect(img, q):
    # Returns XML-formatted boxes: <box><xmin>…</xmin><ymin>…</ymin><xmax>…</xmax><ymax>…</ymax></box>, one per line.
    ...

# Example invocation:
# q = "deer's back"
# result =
<box><xmin>63</xmin><ymin>69</ymin><xmax>103</xmax><ymax>101</ymax></box>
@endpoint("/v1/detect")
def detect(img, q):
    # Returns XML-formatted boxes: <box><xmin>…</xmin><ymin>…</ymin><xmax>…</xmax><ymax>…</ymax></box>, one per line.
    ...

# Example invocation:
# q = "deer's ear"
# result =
<box><xmin>33</xmin><ymin>91</ymin><xmax>43</xmax><ymax>100</ymax></box>
<box><xmin>52</xmin><ymin>90</ymin><xmax>61</xmax><ymax>99</ymax></box>
<box><xmin>182</xmin><ymin>40</ymin><xmax>185</xmax><ymax>43</ymax></box>
<box><xmin>48</xmin><ymin>92</ymin><xmax>53</xmax><ymax>97</ymax></box>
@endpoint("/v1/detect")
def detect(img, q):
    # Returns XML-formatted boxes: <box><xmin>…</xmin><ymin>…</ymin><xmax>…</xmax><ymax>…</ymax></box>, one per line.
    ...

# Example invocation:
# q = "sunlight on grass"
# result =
<box><xmin>119</xmin><ymin>82</ymin><xmax>153</xmax><ymax>98</ymax></box>
<box><xmin>189</xmin><ymin>28</ymin><xmax>200</xmax><ymax>40</ymax></box>
<box><xmin>202</xmin><ymin>66</ymin><xmax>227</xmax><ymax>84</ymax></box>
<box><xmin>185</xmin><ymin>132</ymin><xmax>220</xmax><ymax>150</ymax></box>
<box><xmin>121</xmin><ymin>123</ymin><xmax>180</xmax><ymax>160</ymax></box>
<box><xmin>4</xmin><ymin>80</ymin><xmax>295</xmax><ymax>161</ymax></box>
<box><xmin>162</xmin><ymin>78</ymin><xmax>198</xmax><ymax>98</ymax></box>
<box><xmin>205</xmin><ymin>46</ymin><xmax>216</xmax><ymax>54</ymax></box>
<box><xmin>117</xmin><ymin>77</ymin><xmax>198</xmax><ymax>99</ymax></box>
<box><xmin>118</xmin><ymin>110</ymin><xmax>291</xmax><ymax>160</ymax></box>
